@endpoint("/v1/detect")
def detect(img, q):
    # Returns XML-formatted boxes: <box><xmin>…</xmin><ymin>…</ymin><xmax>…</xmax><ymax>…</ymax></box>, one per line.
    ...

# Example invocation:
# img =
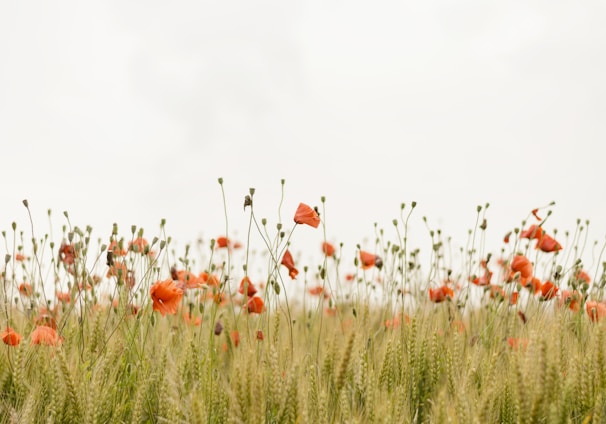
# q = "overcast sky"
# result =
<box><xmin>1</xmin><ymin>1</ymin><xmax>605</xmax><ymax>276</ymax></box>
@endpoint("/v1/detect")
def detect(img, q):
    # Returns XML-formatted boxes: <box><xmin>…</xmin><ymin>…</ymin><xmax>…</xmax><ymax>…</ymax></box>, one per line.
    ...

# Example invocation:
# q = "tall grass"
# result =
<box><xmin>1</xmin><ymin>182</ymin><xmax>605</xmax><ymax>423</ymax></box>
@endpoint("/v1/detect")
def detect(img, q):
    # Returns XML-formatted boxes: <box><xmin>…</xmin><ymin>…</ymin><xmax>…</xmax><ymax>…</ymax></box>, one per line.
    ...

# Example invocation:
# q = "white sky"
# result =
<box><xmin>1</xmin><ymin>1</ymin><xmax>606</xmax><ymax>278</ymax></box>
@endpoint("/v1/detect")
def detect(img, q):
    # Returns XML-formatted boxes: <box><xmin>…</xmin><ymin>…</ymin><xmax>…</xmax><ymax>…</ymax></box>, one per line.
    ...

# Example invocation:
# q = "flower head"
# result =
<box><xmin>1</xmin><ymin>327</ymin><xmax>21</xmax><ymax>346</ymax></box>
<box><xmin>31</xmin><ymin>325</ymin><xmax>62</xmax><ymax>346</ymax></box>
<box><xmin>281</xmin><ymin>250</ymin><xmax>299</xmax><ymax>279</ymax></box>
<box><xmin>293</xmin><ymin>203</ymin><xmax>320</xmax><ymax>228</ymax></box>
<box><xmin>150</xmin><ymin>279</ymin><xmax>183</xmax><ymax>316</ymax></box>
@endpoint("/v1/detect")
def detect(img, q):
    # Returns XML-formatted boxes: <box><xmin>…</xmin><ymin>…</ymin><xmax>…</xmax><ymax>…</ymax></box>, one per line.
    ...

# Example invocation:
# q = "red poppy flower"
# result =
<box><xmin>281</xmin><ymin>250</ymin><xmax>299</xmax><ymax>279</ymax></box>
<box><xmin>56</xmin><ymin>291</ymin><xmax>71</xmax><ymax>303</ymax></box>
<box><xmin>246</xmin><ymin>296</ymin><xmax>265</xmax><ymax>313</ymax></box>
<box><xmin>108</xmin><ymin>240</ymin><xmax>127</xmax><ymax>256</ymax></box>
<box><xmin>507</xmin><ymin>337</ymin><xmax>529</xmax><ymax>351</ymax></box>
<box><xmin>586</xmin><ymin>301</ymin><xmax>606</xmax><ymax>322</ymax></box>
<box><xmin>30</xmin><ymin>325</ymin><xmax>62</xmax><ymax>346</ymax></box>
<box><xmin>471</xmin><ymin>270</ymin><xmax>493</xmax><ymax>286</ymax></box>
<box><xmin>520</xmin><ymin>225</ymin><xmax>543</xmax><ymax>240</ymax></box>
<box><xmin>510</xmin><ymin>254</ymin><xmax>533</xmax><ymax>279</ymax></box>
<box><xmin>503</xmin><ymin>231</ymin><xmax>512</xmax><ymax>244</ymax></box>
<box><xmin>509</xmin><ymin>292</ymin><xmax>519</xmax><ymax>306</ymax></box>
<box><xmin>536</xmin><ymin>234</ymin><xmax>562</xmax><ymax>253</ymax></box>
<box><xmin>176</xmin><ymin>270</ymin><xmax>202</xmax><ymax>289</ymax></box>
<box><xmin>129</xmin><ymin>237</ymin><xmax>149</xmax><ymax>254</ymax></box>
<box><xmin>59</xmin><ymin>242</ymin><xmax>76</xmax><ymax>265</ymax></box>
<box><xmin>308</xmin><ymin>285</ymin><xmax>325</xmax><ymax>296</ymax></box>
<box><xmin>531</xmin><ymin>208</ymin><xmax>542</xmax><ymax>221</ymax></box>
<box><xmin>1</xmin><ymin>327</ymin><xmax>21</xmax><ymax>346</ymax></box>
<box><xmin>574</xmin><ymin>270</ymin><xmax>591</xmax><ymax>285</ymax></box>
<box><xmin>238</xmin><ymin>276</ymin><xmax>257</xmax><ymax>297</ymax></box>
<box><xmin>293</xmin><ymin>203</ymin><xmax>320</xmax><ymax>228</ymax></box>
<box><xmin>429</xmin><ymin>285</ymin><xmax>454</xmax><ymax>303</ymax></box>
<box><xmin>15</xmin><ymin>253</ymin><xmax>27</xmax><ymax>262</ymax></box>
<box><xmin>150</xmin><ymin>279</ymin><xmax>183</xmax><ymax>316</ymax></box>
<box><xmin>322</xmin><ymin>242</ymin><xmax>336</xmax><ymax>257</ymax></box>
<box><xmin>231</xmin><ymin>330</ymin><xmax>240</xmax><ymax>347</ymax></box>
<box><xmin>540</xmin><ymin>281</ymin><xmax>558</xmax><ymax>300</ymax></box>
<box><xmin>256</xmin><ymin>330</ymin><xmax>264</xmax><ymax>341</ymax></box>
<box><xmin>216</xmin><ymin>236</ymin><xmax>230</xmax><ymax>248</ymax></box>
<box><xmin>558</xmin><ymin>290</ymin><xmax>581</xmax><ymax>312</ymax></box>
<box><xmin>359</xmin><ymin>251</ymin><xmax>377</xmax><ymax>270</ymax></box>
<box><xmin>19</xmin><ymin>283</ymin><xmax>33</xmax><ymax>297</ymax></box>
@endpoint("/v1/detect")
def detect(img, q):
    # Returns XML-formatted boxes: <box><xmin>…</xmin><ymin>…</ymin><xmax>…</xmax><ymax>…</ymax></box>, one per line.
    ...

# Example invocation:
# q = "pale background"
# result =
<box><xmin>1</xmin><ymin>1</ymin><xmax>605</xmax><ymax>278</ymax></box>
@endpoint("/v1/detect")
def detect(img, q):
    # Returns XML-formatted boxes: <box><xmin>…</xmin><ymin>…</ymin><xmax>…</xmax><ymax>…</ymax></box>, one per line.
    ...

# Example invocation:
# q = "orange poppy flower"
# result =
<box><xmin>509</xmin><ymin>292</ymin><xmax>519</xmax><ymax>305</ymax></box>
<box><xmin>15</xmin><ymin>253</ymin><xmax>27</xmax><ymax>262</ymax></box>
<box><xmin>536</xmin><ymin>234</ymin><xmax>562</xmax><ymax>253</ymax></box>
<box><xmin>507</xmin><ymin>337</ymin><xmax>529</xmax><ymax>351</ymax></box>
<box><xmin>520</xmin><ymin>276</ymin><xmax>542</xmax><ymax>294</ymax></box>
<box><xmin>293</xmin><ymin>203</ymin><xmax>320</xmax><ymax>228</ymax></box>
<box><xmin>322</xmin><ymin>242</ymin><xmax>336</xmax><ymax>257</ymax></box>
<box><xmin>246</xmin><ymin>296</ymin><xmax>265</xmax><ymax>313</ymax></box>
<box><xmin>281</xmin><ymin>250</ymin><xmax>299</xmax><ymax>279</ymax></box>
<box><xmin>239</xmin><ymin>276</ymin><xmax>257</xmax><ymax>297</ymax></box>
<box><xmin>30</xmin><ymin>325</ymin><xmax>62</xmax><ymax>346</ymax></box>
<box><xmin>1</xmin><ymin>327</ymin><xmax>21</xmax><ymax>346</ymax></box>
<box><xmin>510</xmin><ymin>254</ymin><xmax>533</xmax><ymax>279</ymax></box>
<box><xmin>471</xmin><ymin>270</ymin><xmax>493</xmax><ymax>286</ymax></box>
<box><xmin>59</xmin><ymin>242</ymin><xmax>76</xmax><ymax>265</ymax></box>
<box><xmin>176</xmin><ymin>270</ymin><xmax>202</xmax><ymax>289</ymax></box>
<box><xmin>56</xmin><ymin>291</ymin><xmax>71</xmax><ymax>303</ymax></box>
<box><xmin>520</xmin><ymin>225</ymin><xmax>543</xmax><ymax>240</ymax></box>
<box><xmin>586</xmin><ymin>301</ymin><xmax>606</xmax><ymax>322</ymax></box>
<box><xmin>129</xmin><ymin>237</ymin><xmax>148</xmax><ymax>254</ymax></box>
<box><xmin>574</xmin><ymin>270</ymin><xmax>591</xmax><ymax>285</ymax></box>
<box><xmin>231</xmin><ymin>330</ymin><xmax>240</xmax><ymax>347</ymax></box>
<box><xmin>200</xmin><ymin>272</ymin><xmax>220</xmax><ymax>287</ymax></box>
<box><xmin>489</xmin><ymin>285</ymin><xmax>505</xmax><ymax>300</ymax></box>
<box><xmin>429</xmin><ymin>285</ymin><xmax>454</xmax><ymax>303</ymax></box>
<box><xmin>531</xmin><ymin>208</ymin><xmax>542</xmax><ymax>221</ymax></box>
<box><xmin>359</xmin><ymin>251</ymin><xmax>377</xmax><ymax>270</ymax></box>
<box><xmin>558</xmin><ymin>290</ymin><xmax>581</xmax><ymax>312</ymax></box>
<box><xmin>308</xmin><ymin>285</ymin><xmax>325</xmax><ymax>296</ymax></box>
<box><xmin>216</xmin><ymin>236</ymin><xmax>230</xmax><ymax>248</ymax></box>
<box><xmin>149</xmin><ymin>279</ymin><xmax>183</xmax><ymax>316</ymax></box>
<box><xmin>540</xmin><ymin>281</ymin><xmax>558</xmax><ymax>300</ymax></box>
<box><xmin>108</xmin><ymin>240</ymin><xmax>127</xmax><ymax>256</ymax></box>
<box><xmin>182</xmin><ymin>312</ymin><xmax>202</xmax><ymax>326</ymax></box>
<box><xmin>19</xmin><ymin>283</ymin><xmax>33</xmax><ymax>297</ymax></box>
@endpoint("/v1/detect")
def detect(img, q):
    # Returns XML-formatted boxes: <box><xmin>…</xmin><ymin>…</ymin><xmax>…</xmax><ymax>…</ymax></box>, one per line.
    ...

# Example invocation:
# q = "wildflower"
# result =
<box><xmin>30</xmin><ymin>325</ymin><xmax>62</xmax><ymax>346</ymax></box>
<box><xmin>59</xmin><ymin>242</ymin><xmax>76</xmax><ymax>265</ymax></box>
<box><xmin>558</xmin><ymin>290</ymin><xmax>581</xmax><ymax>312</ymax></box>
<box><xmin>129</xmin><ymin>237</ymin><xmax>148</xmax><ymax>254</ymax></box>
<box><xmin>182</xmin><ymin>312</ymin><xmax>202</xmax><ymax>326</ymax></box>
<box><xmin>239</xmin><ymin>276</ymin><xmax>258</xmax><ymax>297</ymax></box>
<box><xmin>200</xmin><ymin>272</ymin><xmax>220</xmax><ymax>287</ymax></box>
<box><xmin>536</xmin><ymin>234</ymin><xmax>562</xmax><ymax>253</ymax></box>
<box><xmin>507</xmin><ymin>337</ymin><xmax>529</xmax><ymax>351</ymax></box>
<box><xmin>281</xmin><ymin>250</ymin><xmax>299</xmax><ymax>279</ymax></box>
<box><xmin>19</xmin><ymin>283</ymin><xmax>33</xmax><ymax>297</ymax></box>
<box><xmin>56</xmin><ymin>291</ymin><xmax>71</xmax><ymax>303</ymax></box>
<box><xmin>175</xmin><ymin>269</ymin><xmax>201</xmax><ymax>289</ymax></box>
<box><xmin>1</xmin><ymin>327</ymin><xmax>21</xmax><ymax>346</ymax></box>
<box><xmin>246</xmin><ymin>296</ymin><xmax>265</xmax><ymax>313</ymax></box>
<box><xmin>520</xmin><ymin>225</ymin><xmax>543</xmax><ymax>240</ymax></box>
<box><xmin>489</xmin><ymin>285</ymin><xmax>505</xmax><ymax>300</ymax></box>
<box><xmin>359</xmin><ymin>250</ymin><xmax>379</xmax><ymax>270</ymax></box>
<box><xmin>531</xmin><ymin>208</ymin><xmax>542</xmax><ymax>221</ymax></box>
<box><xmin>216</xmin><ymin>236</ymin><xmax>230</xmax><ymax>248</ymax></box>
<box><xmin>503</xmin><ymin>231</ymin><xmax>512</xmax><ymax>244</ymax></box>
<box><xmin>521</xmin><ymin>277</ymin><xmax>542</xmax><ymax>295</ymax></box>
<box><xmin>509</xmin><ymin>292</ymin><xmax>519</xmax><ymax>306</ymax></box>
<box><xmin>293</xmin><ymin>203</ymin><xmax>320</xmax><ymax>228</ymax></box>
<box><xmin>471</xmin><ymin>270</ymin><xmax>493</xmax><ymax>286</ymax></box>
<box><xmin>108</xmin><ymin>239</ymin><xmax>127</xmax><ymax>256</ymax></box>
<box><xmin>150</xmin><ymin>279</ymin><xmax>183</xmax><ymax>316</ymax></box>
<box><xmin>540</xmin><ymin>281</ymin><xmax>558</xmax><ymax>300</ymax></box>
<box><xmin>429</xmin><ymin>285</ymin><xmax>454</xmax><ymax>303</ymax></box>
<box><xmin>256</xmin><ymin>330</ymin><xmax>264</xmax><ymax>341</ymax></box>
<box><xmin>510</xmin><ymin>254</ymin><xmax>533</xmax><ymax>279</ymax></box>
<box><xmin>308</xmin><ymin>285</ymin><xmax>325</xmax><ymax>296</ymax></box>
<box><xmin>231</xmin><ymin>330</ymin><xmax>240</xmax><ymax>347</ymax></box>
<box><xmin>15</xmin><ymin>253</ymin><xmax>27</xmax><ymax>262</ymax></box>
<box><xmin>322</xmin><ymin>241</ymin><xmax>336</xmax><ymax>257</ymax></box>
<box><xmin>574</xmin><ymin>270</ymin><xmax>591</xmax><ymax>285</ymax></box>
<box><xmin>585</xmin><ymin>301</ymin><xmax>606</xmax><ymax>322</ymax></box>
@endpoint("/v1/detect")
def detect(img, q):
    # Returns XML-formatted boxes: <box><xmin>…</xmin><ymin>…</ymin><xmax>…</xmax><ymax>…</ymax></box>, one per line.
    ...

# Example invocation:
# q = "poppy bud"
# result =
<box><xmin>214</xmin><ymin>321</ymin><xmax>223</xmax><ymax>336</ymax></box>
